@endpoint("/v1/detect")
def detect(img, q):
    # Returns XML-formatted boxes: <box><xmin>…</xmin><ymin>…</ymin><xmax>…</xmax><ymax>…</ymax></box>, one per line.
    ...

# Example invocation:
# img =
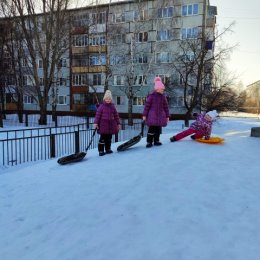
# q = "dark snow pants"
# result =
<box><xmin>147</xmin><ymin>126</ymin><xmax>162</xmax><ymax>144</ymax></box>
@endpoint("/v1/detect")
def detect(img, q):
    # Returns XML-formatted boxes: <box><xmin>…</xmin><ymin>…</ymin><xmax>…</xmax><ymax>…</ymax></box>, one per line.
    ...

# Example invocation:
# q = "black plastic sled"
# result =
<box><xmin>117</xmin><ymin>121</ymin><xmax>145</xmax><ymax>152</ymax></box>
<box><xmin>57</xmin><ymin>129</ymin><xmax>97</xmax><ymax>165</ymax></box>
<box><xmin>57</xmin><ymin>152</ymin><xmax>87</xmax><ymax>165</ymax></box>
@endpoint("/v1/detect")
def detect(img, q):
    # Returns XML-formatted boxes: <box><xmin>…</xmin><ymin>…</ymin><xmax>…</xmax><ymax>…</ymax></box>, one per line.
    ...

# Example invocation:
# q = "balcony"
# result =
<box><xmin>72</xmin><ymin>66</ymin><xmax>107</xmax><ymax>73</ymax></box>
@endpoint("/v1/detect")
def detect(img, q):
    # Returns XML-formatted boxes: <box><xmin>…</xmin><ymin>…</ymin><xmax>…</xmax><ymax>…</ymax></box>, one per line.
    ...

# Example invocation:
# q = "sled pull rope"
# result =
<box><xmin>86</xmin><ymin>128</ymin><xmax>97</xmax><ymax>151</ymax></box>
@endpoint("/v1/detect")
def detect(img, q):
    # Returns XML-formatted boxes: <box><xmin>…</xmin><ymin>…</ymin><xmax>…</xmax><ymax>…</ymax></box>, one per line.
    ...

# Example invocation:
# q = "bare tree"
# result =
<box><xmin>202</xmin><ymin>65</ymin><xmax>246</xmax><ymax>112</ymax></box>
<box><xmin>168</xmin><ymin>20</ymin><xmax>237</xmax><ymax>125</ymax></box>
<box><xmin>1</xmin><ymin>3</ymin><xmax>37</xmax><ymax>124</ymax></box>
<box><xmin>0</xmin><ymin>20</ymin><xmax>7</xmax><ymax>127</ymax></box>
<box><xmin>2</xmin><ymin>0</ymin><xmax>72</xmax><ymax>125</ymax></box>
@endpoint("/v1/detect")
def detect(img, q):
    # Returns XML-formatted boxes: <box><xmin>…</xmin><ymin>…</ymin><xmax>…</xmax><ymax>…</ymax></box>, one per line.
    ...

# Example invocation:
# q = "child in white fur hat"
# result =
<box><xmin>170</xmin><ymin>110</ymin><xmax>218</xmax><ymax>142</ymax></box>
<box><xmin>94</xmin><ymin>90</ymin><xmax>121</xmax><ymax>156</ymax></box>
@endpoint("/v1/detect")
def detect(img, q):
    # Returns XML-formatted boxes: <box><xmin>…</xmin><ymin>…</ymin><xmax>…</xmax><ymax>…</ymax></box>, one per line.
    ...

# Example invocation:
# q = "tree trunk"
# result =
<box><xmin>0</xmin><ymin>111</ymin><xmax>3</xmax><ymax>128</ymax></box>
<box><xmin>0</xmin><ymin>98</ymin><xmax>4</xmax><ymax>128</ymax></box>
<box><xmin>184</xmin><ymin>111</ymin><xmax>192</xmax><ymax>127</ymax></box>
<box><xmin>128</xmin><ymin>96</ymin><xmax>133</xmax><ymax>126</ymax></box>
<box><xmin>39</xmin><ymin>106</ymin><xmax>47</xmax><ymax>125</ymax></box>
<box><xmin>17</xmin><ymin>98</ymin><xmax>24</xmax><ymax>123</ymax></box>
<box><xmin>52</xmin><ymin>106</ymin><xmax>58</xmax><ymax>127</ymax></box>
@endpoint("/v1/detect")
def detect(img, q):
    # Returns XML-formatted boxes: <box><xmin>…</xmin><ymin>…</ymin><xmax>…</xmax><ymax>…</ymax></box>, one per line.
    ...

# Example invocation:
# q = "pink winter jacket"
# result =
<box><xmin>94</xmin><ymin>102</ymin><xmax>120</xmax><ymax>134</ymax></box>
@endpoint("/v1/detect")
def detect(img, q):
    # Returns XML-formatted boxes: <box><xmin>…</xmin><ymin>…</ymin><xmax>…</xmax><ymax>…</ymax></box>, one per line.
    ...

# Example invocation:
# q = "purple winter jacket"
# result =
<box><xmin>190</xmin><ymin>113</ymin><xmax>213</xmax><ymax>139</ymax></box>
<box><xmin>142</xmin><ymin>91</ymin><xmax>170</xmax><ymax>127</ymax></box>
<box><xmin>94</xmin><ymin>102</ymin><xmax>120</xmax><ymax>134</ymax></box>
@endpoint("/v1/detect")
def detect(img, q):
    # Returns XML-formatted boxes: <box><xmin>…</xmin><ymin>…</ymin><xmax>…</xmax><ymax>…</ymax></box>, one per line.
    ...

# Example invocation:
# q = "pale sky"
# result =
<box><xmin>210</xmin><ymin>0</ymin><xmax>260</xmax><ymax>86</ymax></box>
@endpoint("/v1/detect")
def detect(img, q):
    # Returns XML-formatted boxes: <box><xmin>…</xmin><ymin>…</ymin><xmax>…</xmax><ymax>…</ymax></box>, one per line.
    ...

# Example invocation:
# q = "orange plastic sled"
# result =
<box><xmin>195</xmin><ymin>137</ymin><xmax>224</xmax><ymax>144</ymax></box>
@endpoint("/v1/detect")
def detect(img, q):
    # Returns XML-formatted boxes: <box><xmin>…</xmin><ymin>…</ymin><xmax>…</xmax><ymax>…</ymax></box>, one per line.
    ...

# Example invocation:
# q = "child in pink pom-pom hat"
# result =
<box><xmin>154</xmin><ymin>76</ymin><xmax>165</xmax><ymax>91</ymax></box>
<box><xmin>142</xmin><ymin>76</ymin><xmax>170</xmax><ymax>148</ymax></box>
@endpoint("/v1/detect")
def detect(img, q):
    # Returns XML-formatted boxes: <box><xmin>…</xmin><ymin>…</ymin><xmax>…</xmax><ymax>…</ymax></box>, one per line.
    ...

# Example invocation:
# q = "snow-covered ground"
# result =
<box><xmin>1</xmin><ymin>116</ymin><xmax>260</xmax><ymax>260</ymax></box>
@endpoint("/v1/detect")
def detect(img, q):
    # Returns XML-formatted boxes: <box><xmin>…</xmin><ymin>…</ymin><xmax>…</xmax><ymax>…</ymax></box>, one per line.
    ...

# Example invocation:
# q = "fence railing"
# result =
<box><xmin>0</xmin><ymin>121</ymin><xmax>145</xmax><ymax>168</ymax></box>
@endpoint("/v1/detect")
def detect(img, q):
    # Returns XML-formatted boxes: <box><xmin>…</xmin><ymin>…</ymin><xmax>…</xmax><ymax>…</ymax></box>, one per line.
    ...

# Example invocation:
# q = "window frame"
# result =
<box><xmin>157</xmin><ymin>6</ymin><xmax>174</xmax><ymax>18</ymax></box>
<box><xmin>182</xmin><ymin>4</ymin><xmax>199</xmax><ymax>16</ymax></box>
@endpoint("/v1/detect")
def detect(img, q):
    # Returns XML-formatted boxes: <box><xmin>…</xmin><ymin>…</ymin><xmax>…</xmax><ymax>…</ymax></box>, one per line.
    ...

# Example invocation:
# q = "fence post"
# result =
<box><xmin>115</xmin><ymin>133</ymin><xmax>118</xmax><ymax>143</ymax></box>
<box><xmin>25</xmin><ymin>114</ymin><xmax>28</xmax><ymax>127</ymax></box>
<box><xmin>50</xmin><ymin>134</ymin><xmax>56</xmax><ymax>158</ymax></box>
<box><xmin>75</xmin><ymin>131</ymin><xmax>80</xmax><ymax>153</ymax></box>
<box><xmin>122</xmin><ymin>119</ymin><xmax>125</xmax><ymax>130</ymax></box>
<box><xmin>55</xmin><ymin>115</ymin><xmax>58</xmax><ymax>127</ymax></box>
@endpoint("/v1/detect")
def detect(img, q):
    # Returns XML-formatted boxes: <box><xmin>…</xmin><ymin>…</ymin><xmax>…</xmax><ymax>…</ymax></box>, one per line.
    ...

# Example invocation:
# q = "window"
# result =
<box><xmin>114</xmin><ymin>75</ymin><xmax>125</xmax><ymax>86</ymax></box>
<box><xmin>93</xmin><ymin>74</ymin><xmax>102</xmax><ymax>85</ymax></box>
<box><xmin>72</xmin><ymin>55</ymin><xmax>88</xmax><ymax>67</ymax></box>
<box><xmin>172</xmin><ymin>96</ymin><xmax>184</xmax><ymax>107</ymax></box>
<box><xmin>73</xmin><ymin>93</ymin><xmax>85</xmax><ymax>104</ymax></box>
<box><xmin>72</xmin><ymin>74</ymin><xmax>87</xmax><ymax>86</ymax></box>
<box><xmin>135</xmin><ymin>32</ymin><xmax>148</xmax><ymax>42</ymax></box>
<box><xmin>89</xmin><ymin>35</ymin><xmax>106</xmax><ymax>46</ymax></box>
<box><xmin>133</xmin><ymin>97</ymin><xmax>145</xmax><ymax>106</ymax></box>
<box><xmin>157</xmin><ymin>7</ymin><xmax>174</xmax><ymax>18</ymax></box>
<box><xmin>39</xmin><ymin>77</ymin><xmax>44</xmax><ymax>86</ymax></box>
<box><xmin>58</xmin><ymin>96</ymin><xmax>67</xmax><ymax>105</ymax></box>
<box><xmin>57</xmin><ymin>78</ymin><xmax>67</xmax><ymax>86</ymax></box>
<box><xmin>23</xmin><ymin>75</ymin><xmax>32</xmax><ymax>86</ymax></box>
<box><xmin>181</xmin><ymin>53</ymin><xmax>195</xmax><ymax>62</ymax></box>
<box><xmin>59</xmin><ymin>58</ymin><xmax>67</xmax><ymax>67</ymax></box>
<box><xmin>157</xmin><ymin>30</ymin><xmax>171</xmax><ymax>41</ymax></box>
<box><xmin>6</xmin><ymin>93</ymin><xmax>17</xmax><ymax>103</ymax></box>
<box><xmin>116</xmin><ymin>96</ymin><xmax>125</xmax><ymax>105</ymax></box>
<box><xmin>111</xmin><ymin>34</ymin><xmax>126</xmax><ymax>45</ymax></box>
<box><xmin>112</xmin><ymin>13</ymin><xmax>125</xmax><ymax>23</ymax></box>
<box><xmin>134</xmin><ymin>53</ymin><xmax>148</xmax><ymax>64</ymax></box>
<box><xmin>72</xmin><ymin>34</ymin><xmax>88</xmax><ymax>47</ymax></box>
<box><xmin>158</xmin><ymin>74</ymin><xmax>171</xmax><ymax>85</ymax></box>
<box><xmin>187</xmin><ymin>73</ymin><xmax>197</xmax><ymax>85</ymax></box>
<box><xmin>92</xmin><ymin>12</ymin><xmax>106</xmax><ymax>24</ymax></box>
<box><xmin>134</xmin><ymin>10</ymin><xmax>148</xmax><ymax>21</ymax></box>
<box><xmin>73</xmin><ymin>13</ymin><xmax>89</xmax><ymax>27</ymax></box>
<box><xmin>24</xmin><ymin>95</ymin><xmax>34</xmax><ymax>104</ymax></box>
<box><xmin>182</xmin><ymin>4</ymin><xmax>199</xmax><ymax>16</ymax></box>
<box><xmin>135</xmin><ymin>75</ymin><xmax>147</xmax><ymax>86</ymax></box>
<box><xmin>21</xmin><ymin>58</ymin><xmax>27</xmax><ymax>67</ymax></box>
<box><xmin>72</xmin><ymin>34</ymin><xmax>106</xmax><ymax>46</ymax></box>
<box><xmin>38</xmin><ymin>59</ymin><xmax>43</xmax><ymax>68</ymax></box>
<box><xmin>100</xmin><ymin>35</ymin><xmax>106</xmax><ymax>45</ymax></box>
<box><xmin>110</xmin><ymin>55</ymin><xmax>125</xmax><ymax>65</ymax></box>
<box><xmin>89</xmin><ymin>55</ymin><xmax>106</xmax><ymax>65</ymax></box>
<box><xmin>181</xmin><ymin>27</ymin><xmax>198</xmax><ymax>39</ymax></box>
<box><xmin>156</xmin><ymin>52</ymin><xmax>172</xmax><ymax>63</ymax></box>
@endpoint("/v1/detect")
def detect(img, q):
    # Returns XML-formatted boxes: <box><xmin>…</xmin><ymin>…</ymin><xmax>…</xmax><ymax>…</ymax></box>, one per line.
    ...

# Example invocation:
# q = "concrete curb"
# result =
<box><xmin>251</xmin><ymin>127</ymin><xmax>260</xmax><ymax>137</ymax></box>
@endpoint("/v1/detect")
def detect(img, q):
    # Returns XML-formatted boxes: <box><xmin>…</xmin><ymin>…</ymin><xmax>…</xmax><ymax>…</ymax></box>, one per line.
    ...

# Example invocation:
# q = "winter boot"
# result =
<box><xmin>170</xmin><ymin>136</ymin><xmax>176</xmax><ymax>142</ymax></box>
<box><xmin>190</xmin><ymin>134</ymin><xmax>196</xmax><ymax>140</ymax></box>
<box><xmin>98</xmin><ymin>142</ymin><xmax>106</xmax><ymax>156</ymax></box>
<box><xmin>154</xmin><ymin>133</ymin><xmax>162</xmax><ymax>146</ymax></box>
<box><xmin>146</xmin><ymin>133</ymin><xmax>154</xmax><ymax>148</ymax></box>
<box><xmin>146</xmin><ymin>143</ymin><xmax>153</xmax><ymax>148</ymax></box>
<box><xmin>105</xmin><ymin>141</ymin><xmax>113</xmax><ymax>154</ymax></box>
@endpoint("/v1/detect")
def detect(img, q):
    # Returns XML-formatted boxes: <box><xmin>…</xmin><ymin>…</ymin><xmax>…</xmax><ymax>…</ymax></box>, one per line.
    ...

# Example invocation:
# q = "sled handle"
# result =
<box><xmin>140</xmin><ymin>120</ymin><xmax>145</xmax><ymax>137</ymax></box>
<box><xmin>86</xmin><ymin>128</ymin><xmax>97</xmax><ymax>152</ymax></box>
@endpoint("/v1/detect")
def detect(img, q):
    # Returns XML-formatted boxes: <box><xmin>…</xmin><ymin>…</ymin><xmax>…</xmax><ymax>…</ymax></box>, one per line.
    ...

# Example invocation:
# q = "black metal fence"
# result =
<box><xmin>0</xmin><ymin>121</ymin><xmax>145</xmax><ymax>168</ymax></box>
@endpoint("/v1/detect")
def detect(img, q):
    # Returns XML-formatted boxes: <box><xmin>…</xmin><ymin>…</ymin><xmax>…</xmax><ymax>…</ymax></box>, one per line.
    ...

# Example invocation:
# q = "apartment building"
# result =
<box><xmin>1</xmin><ymin>0</ymin><xmax>217</xmax><ymax>114</ymax></box>
<box><xmin>244</xmin><ymin>80</ymin><xmax>260</xmax><ymax>113</ymax></box>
